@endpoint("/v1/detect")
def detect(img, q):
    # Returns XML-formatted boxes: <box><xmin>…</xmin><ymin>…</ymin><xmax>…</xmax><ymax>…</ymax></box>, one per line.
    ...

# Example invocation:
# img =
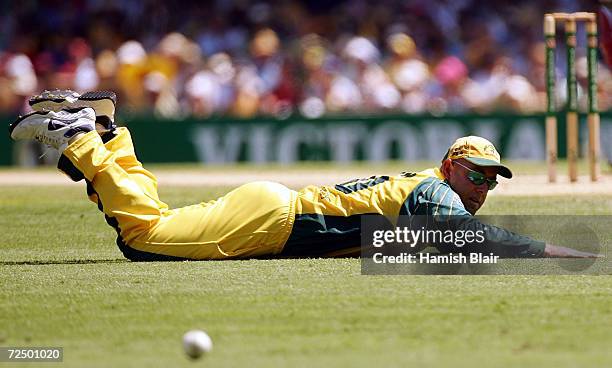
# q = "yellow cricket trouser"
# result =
<box><xmin>62</xmin><ymin>128</ymin><xmax>297</xmax><ymax>260</ymax></box>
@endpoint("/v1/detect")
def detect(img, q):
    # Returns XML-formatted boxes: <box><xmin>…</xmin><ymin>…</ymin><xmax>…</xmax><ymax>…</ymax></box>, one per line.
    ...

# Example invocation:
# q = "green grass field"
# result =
<box><xmin>1</xmin><ymin>167</ymin><xmax>611</xmax><ymax>367</ymax></box>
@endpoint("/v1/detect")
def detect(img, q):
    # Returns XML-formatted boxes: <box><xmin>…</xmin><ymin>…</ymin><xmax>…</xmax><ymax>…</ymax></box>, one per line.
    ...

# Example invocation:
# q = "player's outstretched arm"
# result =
<box><xmin>542</xmin><ymin>244</ymin><xmax>601</xmax><ymax>258</ymax></box>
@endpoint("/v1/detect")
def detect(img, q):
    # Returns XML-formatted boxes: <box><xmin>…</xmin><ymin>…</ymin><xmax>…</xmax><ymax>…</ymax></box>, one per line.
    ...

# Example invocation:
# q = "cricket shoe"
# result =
<box><xmin>28</xmin><ymin>89</ymin><xmax>117</xmax><ymax>132</ymax></box>
<box><xmin>9</xmin><ymin>107</ymin><xmax>96</xmax><ymax>152</ymax></box>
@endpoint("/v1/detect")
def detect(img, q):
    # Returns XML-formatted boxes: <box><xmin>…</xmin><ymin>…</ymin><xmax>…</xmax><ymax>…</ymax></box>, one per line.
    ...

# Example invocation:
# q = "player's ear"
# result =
<box><xmin>440</xmin><ymin>158</ymin><xmax>453</xmax><ymax>179</ymax></box>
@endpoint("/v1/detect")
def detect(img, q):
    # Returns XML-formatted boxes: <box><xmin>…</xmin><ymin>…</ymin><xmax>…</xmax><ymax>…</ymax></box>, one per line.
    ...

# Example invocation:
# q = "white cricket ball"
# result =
<box><xmin>182</xmin><ymin>330</ymin><xmax>213</xmax><ymax>359</ymax></box>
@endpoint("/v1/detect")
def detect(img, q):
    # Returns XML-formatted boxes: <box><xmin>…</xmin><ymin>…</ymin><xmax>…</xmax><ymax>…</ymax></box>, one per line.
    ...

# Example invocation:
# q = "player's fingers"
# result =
<box><xmin>575</xmin><ymin>250</ymin><xmax>602</xmax><ymax>258</ymax></box>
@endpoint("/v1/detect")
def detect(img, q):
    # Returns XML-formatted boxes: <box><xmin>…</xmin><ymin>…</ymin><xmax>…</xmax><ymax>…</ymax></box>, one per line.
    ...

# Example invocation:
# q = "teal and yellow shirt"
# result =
<box><xmin>283</xmin><ymin>168</ymin><xmax>545</xmax><ymax>257</ymax></box>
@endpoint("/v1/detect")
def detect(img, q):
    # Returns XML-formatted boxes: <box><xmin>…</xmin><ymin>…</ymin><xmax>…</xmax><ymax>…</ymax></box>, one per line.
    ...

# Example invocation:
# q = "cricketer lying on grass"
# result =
<box><xmin>9</xmin><ymin>90</ymin><xmax>598</xmax><ymax>261</ymax></box>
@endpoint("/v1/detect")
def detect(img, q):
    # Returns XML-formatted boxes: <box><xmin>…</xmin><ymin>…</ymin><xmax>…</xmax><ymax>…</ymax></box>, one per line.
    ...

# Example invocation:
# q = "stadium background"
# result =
<box><xmin>0</xmin><ymin>0</ymin><xmax>610</xmax><ymax>167</ymax></box>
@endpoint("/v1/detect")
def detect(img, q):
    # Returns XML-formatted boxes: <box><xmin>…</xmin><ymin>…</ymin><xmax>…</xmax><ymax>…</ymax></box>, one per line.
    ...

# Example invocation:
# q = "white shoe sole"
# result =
<box><xmin>29</xmin><ymin>90</ymin><xmax>117</xmax><ymax>124</ymax></box>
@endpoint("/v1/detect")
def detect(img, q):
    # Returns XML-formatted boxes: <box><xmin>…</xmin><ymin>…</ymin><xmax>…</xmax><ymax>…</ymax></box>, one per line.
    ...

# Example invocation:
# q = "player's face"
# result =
<box><xmin>443</xmin><ymin>159</ymin><xmax>498</xmax><ymax>214</ymax></box>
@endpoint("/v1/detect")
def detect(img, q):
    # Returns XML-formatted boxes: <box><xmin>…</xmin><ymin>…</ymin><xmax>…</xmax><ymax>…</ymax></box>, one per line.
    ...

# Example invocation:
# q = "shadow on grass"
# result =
<box><xmin>0</xmin><ymin>258</ymin><xmax>129</xmax><ymax>266</ymax></box>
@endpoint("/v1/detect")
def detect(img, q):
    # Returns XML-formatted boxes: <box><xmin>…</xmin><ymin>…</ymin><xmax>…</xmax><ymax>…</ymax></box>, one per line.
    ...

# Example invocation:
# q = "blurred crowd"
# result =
<box><xmin>0</xmin><ymin>0</ymin><xmax>610</xmax><ymax>119</ymax></box>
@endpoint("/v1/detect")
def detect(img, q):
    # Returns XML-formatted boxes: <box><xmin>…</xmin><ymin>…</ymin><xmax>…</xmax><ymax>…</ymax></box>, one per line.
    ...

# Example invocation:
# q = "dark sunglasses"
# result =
<box><xmin>454</xmin><ymin>161</ymin><xmax>498</xmax><ymax>190</ymax></box>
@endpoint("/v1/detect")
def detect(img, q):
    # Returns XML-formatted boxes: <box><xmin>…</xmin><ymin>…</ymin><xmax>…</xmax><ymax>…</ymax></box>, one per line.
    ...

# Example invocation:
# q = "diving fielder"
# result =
<box><xmin>9</xmin><ymin>90</ymin><xmax>597</xmax><ymax>261</ymax></box>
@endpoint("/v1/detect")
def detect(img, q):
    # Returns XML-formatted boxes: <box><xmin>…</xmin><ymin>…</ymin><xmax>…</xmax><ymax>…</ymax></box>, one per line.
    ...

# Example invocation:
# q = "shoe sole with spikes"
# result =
<box><xmin>9</xmin><ymin>107</ymin><xmax>96</xmax><ymax>151</ymax></box>
<box><xmin>29</xmin><ymin>90</ymin><xmax>117</xmax><ymax>132</ymax></box>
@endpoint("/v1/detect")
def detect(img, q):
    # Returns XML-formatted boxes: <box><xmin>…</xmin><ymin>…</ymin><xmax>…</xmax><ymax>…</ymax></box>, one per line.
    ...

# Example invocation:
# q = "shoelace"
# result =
<box><xmin>38</xmin><ymin>146</ymin><xmax>53</xmax><ymax>159</ymax></box>
<box><xmin>34</xmin><ymin>133</ymin><xmax>63</xmax><ymax>155</ymax></box>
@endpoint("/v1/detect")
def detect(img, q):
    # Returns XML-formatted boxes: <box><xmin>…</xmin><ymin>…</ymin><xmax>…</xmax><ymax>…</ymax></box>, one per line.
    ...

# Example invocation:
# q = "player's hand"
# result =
<box><xmin>543</xmin><ymin>243</ymin><xmax>601</xmax><ymax>258</ymax></box>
